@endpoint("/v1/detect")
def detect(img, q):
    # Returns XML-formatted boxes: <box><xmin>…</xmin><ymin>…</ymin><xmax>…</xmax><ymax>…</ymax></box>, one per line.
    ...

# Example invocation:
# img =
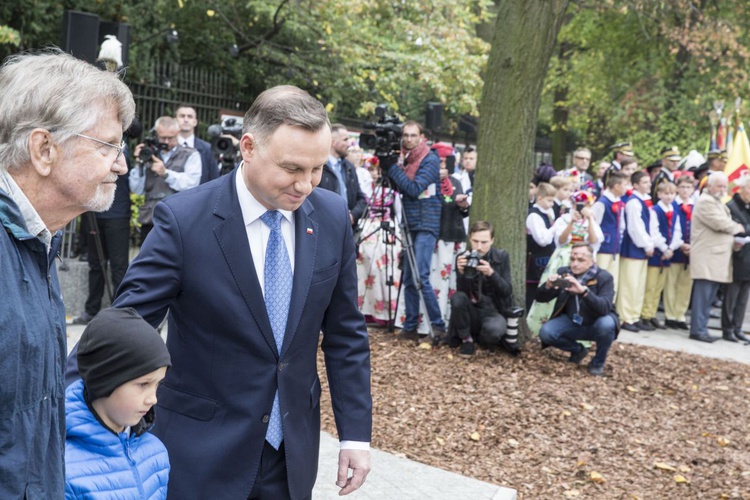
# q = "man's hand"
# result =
<box><xmin>456</xmin><ymin>254</ymin><xmax>467</xmax><ymax>274</ymax></box>
<box><xmin>565</xmin><ymin>276</ymin><xmax>587</xmax><ymax>295</ymax></box>
<box><xmin>477</xmin><ymin>259</ymin><xmax>494</xmax><ymax>277</ymax></box>
<box><xmin>645</xmin><ymin>248</ymin><xmax>654</xmax><ymax>257</ymax></box>
<box><xmin>455</xmin><ymin>194</ymin><xmax>469</xmax><ymax>209</ymax></box>
<box><xmin>337</xmin><ymin>449</ymin><xmax>371</xmax><ymax>496</ymax></box>
<box><xmin>150</xmin><ymin>157</ymin><xmax>167</xmax><ymax>177</ymax></box>
<box><xmin>680</xmin><ymin>243</ymin><xmax>691</xmax><ymax>255</ymax></box>
<box><xmin>662</xmin><ymin>249</ymin><xmax>674</xmax><ymax>260</ymax></box>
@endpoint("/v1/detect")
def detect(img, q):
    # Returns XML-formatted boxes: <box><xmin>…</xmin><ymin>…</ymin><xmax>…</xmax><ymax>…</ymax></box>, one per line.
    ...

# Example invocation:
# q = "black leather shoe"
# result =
<box><xmin>396</xmin><ymin>329</ymin><xmax>418</xmax><ymax>342</ymax></box>
<box><xmin>734</xmin><ymin>332</ymin><xmax>750</xmax><ymax>342</ymax></box>
<box><xmin>722</xmin><ymin>332</ymin><xmax>739</xmax><ymax>342</ymax></box>
<box><xmin>621</xmin><ymin>322</ymin><xmax>641</xmax><ymax>332</ymax></box>
<box><xmin>637</xmin><ymin>319</ymin><xmax>655</xmax><ymax>331</ymax></box>
<box><xmin>568</xmin><ymin>346</ymin><xmax>589</xmax><ymax>364</ymax></box>
<box><xmin>650</xmin><ymin>318</ymin><xmax>665</xmax><ymax>329</ymax></box>
<box><xmin>588</xmin><ymin>362</ymin><xmax>605</xmax><ymax>377</ymax></box>
<box><xmin>689</xmin><ymin>334</ymin><xmax>720</xmax><ymax>343</ymax></box>
<box><xmin>665</xmin><ymin>319</ymin><xmax>689</xmax><ymax>330</ymax></box>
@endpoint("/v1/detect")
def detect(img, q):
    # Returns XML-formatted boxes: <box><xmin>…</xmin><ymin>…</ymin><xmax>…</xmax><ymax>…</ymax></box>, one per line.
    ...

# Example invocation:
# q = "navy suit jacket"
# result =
<box><xmin>194</xmin><ymin>136</ymin><xmax>219</xmax><ymax>184</ymax></box>
<box><xmin>111</xmin><ymin>170</ymin><xmax>372</xmax><ymax>499</ymax></box>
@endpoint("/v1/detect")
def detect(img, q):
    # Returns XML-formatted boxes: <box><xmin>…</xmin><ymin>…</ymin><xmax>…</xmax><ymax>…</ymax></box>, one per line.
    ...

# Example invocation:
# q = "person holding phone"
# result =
<box><xmin>537</xmin><ymin>243</ymin><xmax>619</xmax><ymax>376</ymax></box>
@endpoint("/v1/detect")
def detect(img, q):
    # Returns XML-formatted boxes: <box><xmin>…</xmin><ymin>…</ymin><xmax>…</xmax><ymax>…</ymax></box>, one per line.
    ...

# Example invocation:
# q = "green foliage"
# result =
<box><xmin>0</xmin><ymin>25</ymin><xmax>20</xmax><ymax>46</ymax></box>
<box><xmin>542</xmin><ymin>0</ymin><xmax>750</xmax><ymax>165</ymax></box>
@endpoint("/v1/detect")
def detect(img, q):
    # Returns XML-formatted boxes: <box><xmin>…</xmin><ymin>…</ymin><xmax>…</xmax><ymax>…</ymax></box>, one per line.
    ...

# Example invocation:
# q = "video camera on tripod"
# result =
<box><xmin>358</xmin><ymin>104</ymin><xmax>403</xmax><ymax>166</ymax></box>
<box><xmin>207</xmin><ymin>117</ymin><xmax>243</xmax><ymax>176</ymax></box>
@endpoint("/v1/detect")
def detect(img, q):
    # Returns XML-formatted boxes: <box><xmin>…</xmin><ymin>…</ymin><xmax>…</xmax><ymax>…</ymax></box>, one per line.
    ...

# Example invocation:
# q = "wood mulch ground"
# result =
<box><xmin>318</xmin><ymin>326</ymin><xmax>750</xmax><ymax>499</ymax></box>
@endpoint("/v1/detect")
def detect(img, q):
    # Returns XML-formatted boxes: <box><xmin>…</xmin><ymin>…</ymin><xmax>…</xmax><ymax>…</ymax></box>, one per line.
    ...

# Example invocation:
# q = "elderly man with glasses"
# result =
<box><xmin>130</xmin><ymin>116</ymin><xmax>202</xmax><ymax>243</ymax></box>
<box><xmin>0</xmin><ymin>49</ymin><xmax>135</xmax><ymax>499</ymax></box>
<box><xmin>565</xmin><ymin>147</ymin><xmax>593</xmax><ymax>186</ymax></box>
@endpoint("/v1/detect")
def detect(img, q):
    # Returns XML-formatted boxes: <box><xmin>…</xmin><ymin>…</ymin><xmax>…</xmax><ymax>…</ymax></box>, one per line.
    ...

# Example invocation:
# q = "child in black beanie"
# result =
<box><xmin>65</xmin><ymin>307</ymin><xmax>172</xmax><ymax>499</ymax></box>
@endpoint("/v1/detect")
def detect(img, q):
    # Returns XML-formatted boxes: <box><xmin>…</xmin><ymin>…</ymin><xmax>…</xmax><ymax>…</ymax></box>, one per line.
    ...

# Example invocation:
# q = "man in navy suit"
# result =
<box><xmin>108</xmin><ymin>87</ymin><xmax>371</xmax><ymax>499</ymax></box>
<box><xmin>176</xmin><ymin>104</ymin><xmax>220</xmax><ymax>183</ymax></box>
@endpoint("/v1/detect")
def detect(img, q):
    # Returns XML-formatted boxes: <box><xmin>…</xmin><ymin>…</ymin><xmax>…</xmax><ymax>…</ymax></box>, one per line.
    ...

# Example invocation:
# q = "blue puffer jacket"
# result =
<box><xmin>65</xmin><ymin>379</ymin><xmax>170</xmax><ymax>499</ymax></box>
<box><xmin>0</xmin><ymin>186</ymin><xmax>66</xmax><ymax>499</ymax></box>
<box><xmin>386</xmin><ymin>150</ymin><xmax>442</xmax><ymax>237</ymax></box>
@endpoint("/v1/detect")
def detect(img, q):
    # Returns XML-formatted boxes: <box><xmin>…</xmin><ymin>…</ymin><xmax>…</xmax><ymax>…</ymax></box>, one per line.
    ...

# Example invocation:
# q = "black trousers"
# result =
<box><xmin>721</xmin><ymin>280</ymin><xmax>750</xmax><ymax>335</ymax></box>
<box><xmin>449</xmin><ymin>291</ymin><xmax>507</xmax><ymax>344</ymax></box>
<box><xmin>246</xmin><ymin>441</ymin><xmax>306</xmax><ymax>500</ymax></box>
<box><xmin>84</xmin><ymin>217</ymin><xmax>130</xmax><ymax>316</ymax></box>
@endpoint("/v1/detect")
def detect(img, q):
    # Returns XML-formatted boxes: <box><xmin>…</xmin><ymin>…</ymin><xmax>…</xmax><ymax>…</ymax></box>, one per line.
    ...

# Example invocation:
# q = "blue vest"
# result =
<box><xmin>598</xmin><ymin>196</ymin><xmax>623</xmax><ymax>256</ymax></box>
<box><xmin>620</xmin><ymin>195</ymin><xmax>650</xmax><ymax>260</ymax></box>
<box><xmin>672</xmin><ymin>200</ymin><xmax>691</xmax><ymax>265</ymax></box>
<box><xmin>647</xmin><ymin>204</ymin><xmax>675</xmax><ymax>267</ymax></box>
<box><xmin>526</xmin><ymin>206</ymin><xmax>554</xmax><ymax>284</ymax></box>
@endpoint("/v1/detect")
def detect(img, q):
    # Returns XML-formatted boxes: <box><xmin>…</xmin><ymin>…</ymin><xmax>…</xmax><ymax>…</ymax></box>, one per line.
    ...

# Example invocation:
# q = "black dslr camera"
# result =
<box><xmin>463</xmin><ymin>250</ymin><xmax>481</xmax><ymax>279</ymax></box>
<box><xmin>207</xmin><ymin>118</ymin><xmax>243</xmax><ymax>175</ymax></box>
<box><xmin>138</xmin><ymin>136</ymin><xmax>169</xmax><ymax>163</ymax></box>
<box><xmin>359</xmin><ymin>104</ymin><xmax>403</xmax><ymax>163</ymax></box>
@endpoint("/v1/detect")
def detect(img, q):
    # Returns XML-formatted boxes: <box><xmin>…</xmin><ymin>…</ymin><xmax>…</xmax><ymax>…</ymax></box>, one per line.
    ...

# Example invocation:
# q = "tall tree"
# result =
<box><xmin>475</xmin><ymin>0</ymin><xmax>570</xmax><ymax>334</ymax></box>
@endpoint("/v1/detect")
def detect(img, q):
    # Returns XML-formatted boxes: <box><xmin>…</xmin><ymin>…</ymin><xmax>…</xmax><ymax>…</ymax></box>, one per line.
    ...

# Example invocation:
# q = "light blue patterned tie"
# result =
<box><xmin>260</xmin><ymin>210</ymin><xmax>293</xmax><ymax>449</ymax></box>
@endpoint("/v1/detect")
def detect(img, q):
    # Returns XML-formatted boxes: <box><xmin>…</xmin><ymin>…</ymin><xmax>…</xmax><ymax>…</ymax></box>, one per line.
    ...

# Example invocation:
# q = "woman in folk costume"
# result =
<box><xmin>527</xmin><ymin>191</ymin><xmax>604</xmax><ymax>335</ymax></box>
<box><xmin>355</xmin><ymin>155</ymin><xmax>403</xmax><ymax>326</ymax></box>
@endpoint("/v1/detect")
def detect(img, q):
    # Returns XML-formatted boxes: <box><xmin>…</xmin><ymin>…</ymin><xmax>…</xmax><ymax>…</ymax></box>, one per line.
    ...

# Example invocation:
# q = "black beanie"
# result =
<box><xmin>78</xmin><ymin>307</ymin><xmax>172</xmax><ymax>401</ymax></box>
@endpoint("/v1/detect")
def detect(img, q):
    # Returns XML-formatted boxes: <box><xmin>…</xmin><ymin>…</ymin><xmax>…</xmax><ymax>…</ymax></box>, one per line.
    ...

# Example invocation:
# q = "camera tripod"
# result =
<box><xmin>355</xmin><ymin>175</ymin><xmax>438</xmax><ymax>343</ymax></box>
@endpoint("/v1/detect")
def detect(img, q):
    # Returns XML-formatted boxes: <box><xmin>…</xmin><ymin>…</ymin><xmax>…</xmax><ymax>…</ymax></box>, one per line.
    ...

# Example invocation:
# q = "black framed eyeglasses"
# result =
<box><xmin>76</xmin><ymin>133</ymin><xmax>126</xmax><ymax>161</ymax></box>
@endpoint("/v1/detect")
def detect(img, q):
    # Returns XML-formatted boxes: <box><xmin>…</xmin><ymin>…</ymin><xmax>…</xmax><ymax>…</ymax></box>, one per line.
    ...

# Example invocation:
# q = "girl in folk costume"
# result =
<box><xmin>527</xmin><ymin>191</ymin><xmax>604</xmax><ymax>335</ymax></box>
<box><xmin>355</xmin><ymin>155</ymin><xmax>403</xmax><ymax>326</ymax></box>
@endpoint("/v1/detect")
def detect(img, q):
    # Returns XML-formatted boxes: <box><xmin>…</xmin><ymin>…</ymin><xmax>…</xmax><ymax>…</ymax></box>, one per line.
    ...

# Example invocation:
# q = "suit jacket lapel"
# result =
<box><xmin>282</xmin><ymin>199</ymin><xmax>318</xmax><ymax>356</ymax></box>
<box><xmin>212</xmin><ymin>173</ymin><xmax>278</xmax><ymax>356</ymax></box>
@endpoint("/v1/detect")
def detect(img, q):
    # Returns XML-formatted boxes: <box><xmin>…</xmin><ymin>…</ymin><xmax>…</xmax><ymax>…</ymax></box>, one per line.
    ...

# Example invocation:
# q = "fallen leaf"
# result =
<box><xmin>576</xmin><ymin>460</ymin><xmax>586</xmax><ymax>467</ymax></box>
<box><xmin>561</xmin><ymin>410</ymin><xmax>572</xmax><ymax>418</ymax></box>
<box><xmin>717</xmin><ymin>436</ymin><xmax>730</xmax><ymax>447</ymax></box>
<box><xmin>674</xmin><ymin>474</ymin><xmax>689</xmax><ymax>484</ymax></box>
<box><xmin>678</xmin><ymin>465</ymin><xmax>691</xmax><ymax>473</ymax></box>
<box><xmin>418</xmin><ymin>342</ymin><xmax>432</xmax><ymax>350</ymax></box>
<box><xmin>508</xmin><ymin>438</ymin><xmax>519</xmax><ymax>448</ymax></box>
<box><xmin>581</xmin><ymin>403</ymin><xmax>594</xmax><ymax>411</ymax></box>
<box><xmin>447</xmin><ymin>354</ymin><xmax>453</xmax><ymax>360</ymax></box>
<box><xmin>563</xmin><ymin>490</ymin><xmax>581</xmax><ymax>497</ymax></box>
<box><xmin>654</xmin><ymin>462</ymin><xmax>677</xmax><ymax>472</ymax></box>
<box><xmin>716</xmin><ymin>385</ymin><xmax>729</xmax><ymax>391</ymax></box>
<box><xmin>626</xmin><ymin>386</ymin><xmax>639</xmax><ymax>392</ymax></box>
<box><xmin>590</xmin><ymin>471</ymin><xmax>606</xmax><ymax>483</ymax></box>
<box><xmin>435</xmin><ymin>437</ymin><xmax>445</xmax><ymax>445</ymax></box>
<box><xmin>470</xmin><ymin>432</ymin><xmax>480</xmax><ymax>441</ymax></box>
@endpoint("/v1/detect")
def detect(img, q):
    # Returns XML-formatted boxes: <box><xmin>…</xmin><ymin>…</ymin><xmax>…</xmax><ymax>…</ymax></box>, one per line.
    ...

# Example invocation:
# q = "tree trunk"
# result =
<box><xmin>474</xmin><ymin>0</ymin><xmax>570</xmax><ymax>340</ymax></box>
<box><xmin>551</xmin><ymin>41</ymin><xmax>571</xmax><ymax>169</ymax></box>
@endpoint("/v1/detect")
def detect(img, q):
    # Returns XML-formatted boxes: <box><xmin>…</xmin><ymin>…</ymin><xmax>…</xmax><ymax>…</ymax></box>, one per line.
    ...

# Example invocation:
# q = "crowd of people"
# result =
<box><xmin>344</xmin><ymin>136</ymin><xmax>750</xmax><ymax>376</ymax></box>
<box><xmin>4</xmin><ymin>48</ymin><xmax>750</xmax><ymax>499</ymax></box>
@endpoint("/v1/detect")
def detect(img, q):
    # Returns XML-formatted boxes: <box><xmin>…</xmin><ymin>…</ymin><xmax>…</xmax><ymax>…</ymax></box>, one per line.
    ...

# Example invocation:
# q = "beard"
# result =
<box><xmin>85</xmin><ymin>182</ymin><xmax>117</xmax><ymax>212</ymax></box>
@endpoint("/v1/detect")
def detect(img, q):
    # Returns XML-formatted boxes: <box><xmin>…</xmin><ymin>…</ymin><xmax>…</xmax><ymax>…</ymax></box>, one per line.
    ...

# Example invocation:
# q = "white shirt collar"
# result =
<box><xmin>235</xmin><ymin>163</ymin><xmax>293</xmax><ymax>226</ymax></box>
<box><xmin>658</xmin><ymin>200</ymin><xmax>673</xmax><ymax>211</ymax></box>
<box><xmin>602</xmin><ymin>190</ymin><xmax>620</xmax><ymax>202</ymax></box>
<box><xmin>181</xmin><ymin>135</ymin><xmax>194</xmax><ymax>148</ymax></box>
<box><xmin>0</xmin><ymin>169</ymin><xmax>52</xmax><ymax>250</ymax></box>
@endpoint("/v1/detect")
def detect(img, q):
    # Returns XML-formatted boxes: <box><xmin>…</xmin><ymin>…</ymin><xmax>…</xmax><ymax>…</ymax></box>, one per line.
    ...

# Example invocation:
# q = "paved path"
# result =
<box><xmin>65</xmin><ymin>304</ymin><xmax>750</xmax><ymax>500</ymax></box>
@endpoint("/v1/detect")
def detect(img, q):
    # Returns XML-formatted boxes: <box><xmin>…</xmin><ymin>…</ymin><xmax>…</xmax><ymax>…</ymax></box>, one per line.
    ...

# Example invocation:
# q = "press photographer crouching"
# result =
<box><xmin>448</xmin><ymin>220</ymin><xmax>522</xmax><ymax>357</ymax></box>
<box><xmin>537</xmin><ymin>243</ymin><xmax>618</xmax><ymax>376</ymax></box>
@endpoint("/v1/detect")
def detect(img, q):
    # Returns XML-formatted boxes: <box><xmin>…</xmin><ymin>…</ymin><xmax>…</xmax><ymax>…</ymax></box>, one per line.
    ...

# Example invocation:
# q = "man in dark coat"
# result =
<box><xmin>537</xmin><ymin>243</ymin><xmax>618</xmax><ymax>376</ymax></box>
<box><xmin>722</xmin><ymin>174</ymin><xmax>750</xmax><ymax>343</ymax></box>
<box><xmin>318</xmin><ymin>123</ymin><xmax>367</xmax><ymax>227</ymax></box>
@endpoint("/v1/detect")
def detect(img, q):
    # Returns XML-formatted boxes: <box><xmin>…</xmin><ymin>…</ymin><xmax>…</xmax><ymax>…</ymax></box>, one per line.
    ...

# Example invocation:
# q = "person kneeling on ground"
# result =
<box><xmin>448</xmin><ymin>220</ymin><xmax>522</xmax><ymax>357</ymax></box>
<box><xmin>537</xmin><ymin>243</ymin><xmax>619</xmax><ymax>376</ymax></box>
<box><xmin>65</xmin><ymin>307</ymin><xmax>171</xmax><ymax>499</ymax></box>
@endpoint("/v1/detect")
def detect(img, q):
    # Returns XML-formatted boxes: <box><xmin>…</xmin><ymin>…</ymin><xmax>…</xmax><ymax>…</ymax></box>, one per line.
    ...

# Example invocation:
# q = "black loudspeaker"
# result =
<box><xmin>61</xmin><ymin>10</ymin><xmax>100</xmax><ymax>63</ymax></box>
<box><xmin>425</xmin><ymin>102</ymin><xmax>443</xmax><ymax>132</ymax></box>
<box><xmin>99</xmin><ymin>21</ymin><xmax>131</xmax><ymax>67</ymax></box>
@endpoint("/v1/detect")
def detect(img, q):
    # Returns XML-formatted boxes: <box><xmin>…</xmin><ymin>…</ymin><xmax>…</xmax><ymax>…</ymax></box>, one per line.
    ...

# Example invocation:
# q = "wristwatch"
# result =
<box><xmin>581</xmin><ymin>286</ymin><xmax>590</xmax><ymax>297</ymax></box>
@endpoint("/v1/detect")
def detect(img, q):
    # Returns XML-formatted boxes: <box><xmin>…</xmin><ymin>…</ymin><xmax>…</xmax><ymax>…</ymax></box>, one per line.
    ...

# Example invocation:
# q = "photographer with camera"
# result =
<box><xmin>130</xmin><ymin>116</ymin><xmax>201</xmax><ymax>243</ymax></box>
<box><xmin>448</xmin><ymin>220</ymin><xmax>519</xmax><ymax>357</ymax></box>
<box><xmin>537</xmin><ymin>243</ymin><xmax>619</xmax><ymax>376</ymax></box>
<box><xmin>381</xmin><ymin>120</ymin><xmax>446</xmax><ymax>342</ymax></box>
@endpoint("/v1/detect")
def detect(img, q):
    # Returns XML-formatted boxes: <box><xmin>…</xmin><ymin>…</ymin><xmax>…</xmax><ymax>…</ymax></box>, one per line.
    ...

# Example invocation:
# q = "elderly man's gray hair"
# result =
<box><xmin>0</xmin><ymin>49</ymin><xmax>135</xmax><ymax>171</ymax></box>
<box><xmin>707</xmin><ymin>171</ymin><xmax>728</xmax><ymax>186</ymax></box>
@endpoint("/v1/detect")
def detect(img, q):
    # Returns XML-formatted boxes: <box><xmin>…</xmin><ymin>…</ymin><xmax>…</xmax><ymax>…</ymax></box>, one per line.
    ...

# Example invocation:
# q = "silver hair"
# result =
<box><xmin>0</xmin><ymin>49</ymin><xmax>135</xmax><ymax>171</ymax></box>
<box><xmin>153</xmin><ymin>116</ymin><xmax>179</xmax><ymax>132</ymax></box>
<box><xmin>707</xmin><ymin>171</ymin><xmax>728</xmax><ymax>186</ymax></box>
<box><xmin>242</xmin><ymin>85</ymin><xmax>330</xmax><ymax>145</ymax></box>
